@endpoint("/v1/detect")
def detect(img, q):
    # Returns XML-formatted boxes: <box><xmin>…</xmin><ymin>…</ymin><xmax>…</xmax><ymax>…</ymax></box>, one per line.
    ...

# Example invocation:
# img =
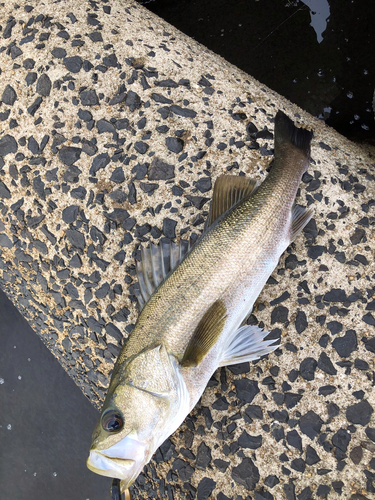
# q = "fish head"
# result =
<box><xmin>87</xmin><ymin>344</ymin><xmax>189</xmax><ymax>487</ymax></box>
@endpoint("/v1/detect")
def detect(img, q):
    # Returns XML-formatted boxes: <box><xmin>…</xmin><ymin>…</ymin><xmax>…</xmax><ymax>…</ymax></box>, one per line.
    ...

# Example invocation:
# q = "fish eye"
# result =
<box><xmin>101</xmin><ymin>409</ymin><xmax>124</xmax><ymax>433</ymax></box>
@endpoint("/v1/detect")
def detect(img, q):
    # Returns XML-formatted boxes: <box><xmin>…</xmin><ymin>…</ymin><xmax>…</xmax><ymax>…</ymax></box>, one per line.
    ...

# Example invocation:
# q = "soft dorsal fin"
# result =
<box><xmin>205</xmin><ymin>175</ymin><xmax>258</xmax><ymax>228</ymax></box>
<box><xmin>181</xmin><ymin>300</ymin><xmax>227</xmax><ymax>368</ymax></box>
<box><xmin>135</xmin><ymin>239</ymin><xmax>191</xmax><ymax>310</ymax></box>
<box><xmin>291</xmin><ymin>205</ymin><xmax>314</xmax><ymax>242</ymax></box>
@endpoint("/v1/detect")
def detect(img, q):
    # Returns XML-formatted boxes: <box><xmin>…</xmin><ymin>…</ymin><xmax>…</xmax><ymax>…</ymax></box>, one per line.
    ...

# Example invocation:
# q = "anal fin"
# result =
<box><xmin>181</xmin><ymin>300</ymin><xmax>227</xmax><ymax>368</ymax></box>
<box><xmin>291</xmin><ymin>205</ymin><xmax>314</xmax><ymax>242</ymax></box>
<box><xmin>219</xmin><ymin>324</ymin><xmax>278</xmax><ymax>367</ymax></box>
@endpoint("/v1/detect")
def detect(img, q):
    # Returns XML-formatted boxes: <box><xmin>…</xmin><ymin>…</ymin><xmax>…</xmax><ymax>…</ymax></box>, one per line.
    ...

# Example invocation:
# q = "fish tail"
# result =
<box><xmin>274</xmin><ymin>110</ymin><xmax>313</xmax><ymax>173</ymax></box>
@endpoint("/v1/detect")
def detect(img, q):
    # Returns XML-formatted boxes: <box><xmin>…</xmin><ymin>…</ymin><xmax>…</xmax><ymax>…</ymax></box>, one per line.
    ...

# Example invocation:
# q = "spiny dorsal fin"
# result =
<box><xmin>205</xmin><ymin>175</ymin><xmax>258</xmax><ymax>229</ymax></box>
<box><xmin>181</xmin><ymin>300</ymin><xmax>227</xmax><ymax>368</ymax></box>
<box><xmin>291</xmin><ymin>205</ymin><xmax>314</xmax><ymax>242</ymax></box>
<box><xmin>135</xmin><ymin>239</ymin><xmax>192</xmax><ymax>310</ymax></box>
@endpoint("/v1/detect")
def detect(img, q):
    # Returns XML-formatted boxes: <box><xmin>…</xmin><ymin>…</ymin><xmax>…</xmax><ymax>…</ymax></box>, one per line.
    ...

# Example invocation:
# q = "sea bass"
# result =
<box><xmin>87</xmin><ymin>111</ymin><xmax>314</xmax><ymax>489</ymax></box>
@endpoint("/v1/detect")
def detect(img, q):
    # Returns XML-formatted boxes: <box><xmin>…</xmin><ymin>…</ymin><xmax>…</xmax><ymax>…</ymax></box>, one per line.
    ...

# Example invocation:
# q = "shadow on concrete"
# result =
<box><xmin>0</xmin><ymin>290</ymin><xmax>111</xmax><ymax>500</ymax></box>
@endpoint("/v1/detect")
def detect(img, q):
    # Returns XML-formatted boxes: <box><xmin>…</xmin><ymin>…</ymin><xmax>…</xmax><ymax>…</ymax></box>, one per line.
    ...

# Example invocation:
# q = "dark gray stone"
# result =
<box><xmin>234</xmin><ymin>379</ymin><xmax>259</xmax><ymax>403</ymax></box>
<box><xmin>163</xmin><ymin>218</ymin><xmax>177</xmax><ymax>239</ymax></box>
<box><xmin>105</xmin><ymin>323</ymin><xmax>122</xmax><ymax>343</ymax></box>
<box><xmin>286</xmin><ymin>429</ymin><xmax>302</xmax><ymax>452</ymax></box>
<box><xmin>0</xmin><ymin>182</ymin><xmax>11</xmax><ymax>199</ymax></box>
<box><xmin>327</xmin><ymin>320</ymin><xmax>343</xmax><ymax>334</ymax></box>
<box><xmin>103</xmin><ymin>53</ymin><xmax>118</xmax><ymax>67</ymax></box>
<box><xmin>166</xmin><ymin>137</ymin><xmax>184</xmax><ymax>153</ymax></box>
<box><xmin>323</xmin><ymin>289</ymin><xmax>347</xmax><ymax>302</ymax></box>
<box><xmin>110</xmin><ymin>167</ymin><xmax>125</xmax><ymax>183</ymax></box>
<box><xmin>71</xmin><ymin>186</ymin><xmax>87</xmax><ymax>199</ymax></box>
<box><xmin>64</xmin><ymin>165</ymin><xmax>82</xmax><ymax>183</ymax></box>
<box><xmin>51</xmin><ymin>47</ymin><xmax>67</xmax><ymax>58</ymax></box>
<box><xmin>300</xmin><ymin>357</ymin><xmax>317</xmax><ymax>381</ymax></box>
<box><xmin>27</xmin><ymin>215</ymin><xmax>45</xmax><ymax>229</ymax></box>
<box><xmin>195</xmin><ymin>177</ymin><xmax>212</xmax><ymax>193</ymax></box>
<box><xmin>125</xmin><ymin>91</ymin><xmax>141</xmax><ymax>111</ymax></box>
<box><xmin>95</xmin><ymin>283</ymin><xmax>110</xmax><ymax>299</ymax></box>
<box><xmin>90</xmin><ymin>153</ymin><xmax>110</xmax><ymax>175</ymax></box>
<box><xmin>66</xmin><ymin>229</ymin><xmax>85</xmax><ymax>250</ymax></box>
<box><xmin>148</xmin><ymin>158</ymin><xmax>174</xmax><ymax>180</ymax></box>
<box><xmin>0</xmin><ymin>234</ymin><xmax>12</xmax><ymax>248</ymax></box>
<box><xmin>264</xmin><ymin>475</ymin><xmax>279</xmax><ymax>488</ymax></box>
<box><xmin>0</xmin><ymin>134</ymin><xmax>17</xmax><ymax>157</ymax></box>
<box><xmin>317</xmin><ymin>352</ymin><xmax>337</xmax><ymax>375</ymax></box>
<box><xmin>96</xmin><ymin>119</ymin><xmax>116</xmax><ymax>134</ymax></box>
<box><xmin>172</xmin><ymin>458</ymin><xmax>194</xmax><ymax>481</ymax></box>
<box><xmin>62</xmin><ymin>205</ymin><xmax>79</xmax><ymax>224</ymax></box>
<box><xmin>80</xmin><ymin>90</ymin><xmax>99</xmax><ymax>106</ymax></box>
<box><xmin>238</xmin><ymin>431</ymin><xmax>262</xmax><ymax>449</ymax></box>
<box><xmin>134</xmin><ymin>141</ymin><xmax>149</xmax><ymax>154</ymax></box>
<box><xmin>59</xmin><ymin>146</ymin><xmax>81</xmax><ymax>166</ymax></box>
<box><xmin>307</xmin><ymin>245</ymin><xmax>325</xmax><ymax>259</ymax></box>
<box><xmin>36</xmin><ymin>74</ymin><xmax>51</xmax><ymax>96</ymax></box>
<box><xmin>332</xmin><ymin>330</ymin><xmax>357</xmax><ymax>357</ymax></box>
<box><xmin>78</xmin><ymin>109</ymin><xmax>93</xmax><ymax>122</ymax></box>
<box><xmin>105</xmin><ymin>209</ymin><xmax>129</xmax><ymax>224</ymax></box>
<box><xmin>271</xmin><ymin>305</ymin><xmax>288</xmax><ymax>324</ymax></box>
<box><xmin>350</xmin><ymin>228</ymin><xmax>366</xmax><ymax>245</ymax></box>
<box><xmin>346</xmin><ymin>400</ymin><xmax>373</xmax><ymax>426</ymax></box>
<box><xmin>63</xmin><ymin>56</ymin><xmax>83</xmax><ymax>73</ymax></box>
<box><xmin>299</xmin><ymin>410</ymin><xmax>323</xmax><ymax>439</ymax></box>
<box><xmin>25</xmin><ymin>72</ymin><xmax>37</xmax><ymax>87</ymax></box>
<box><xmin>295</xmin><ymin>310</ymin><xmax>308</xmax><ymax>333</ymax></box>
<box><xmin>1</xmin><ymin>84</ymin><xmax>17</xmax><ymax>105</ymax></box>
<box><xmin>284</xmin><ymin>393</ymin><xmax>302</xmax><ymax>409</ymax></box>
<box><xmin>27</xmin><ymin>97</ymin><xmax>43</xmax><ymax>116</ymax></box>
<box><xmin>196</xmin><ymin>477</ymin><xmax>216</xmax><ymax>500</ymax></box>
<box><xmin>196</xmin><ymin>442</ymin><xmax>212</xmax><ymax>469</ymax></box>
<box><xmin>231</xmin><ymin>457</ymin><xmax>259</xmax><ymax>490</ymax></box>
<box><xmin>186</xmin><ymin>195</ymin><xmax>210</xmax><ymax>209</ymax></box>
<box><xmin>170</xmin><ymin>104</ymin><xmax>197</xmax><ymax>118</ymax></box>
<box><xmin>332</xmin><ymin>428</ymin><xmax>351</xmax><ymax>452</ymax></box>
<box><xmin>140</xmin><ymin>182</ymin><xmax>158</xmax><ymax>194</ymax></box>
<box><xmin>305</xmin><ymin>445</ymin><xmax>320</xmax><ymax>465</ymax></box>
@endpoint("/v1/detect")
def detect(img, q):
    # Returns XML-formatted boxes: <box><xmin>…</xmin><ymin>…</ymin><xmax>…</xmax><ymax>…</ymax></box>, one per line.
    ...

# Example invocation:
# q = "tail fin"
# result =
<box><xmin>274</xmin><ymin>111</ymin><xmax>313</xmax><ymax>159</ymax></box>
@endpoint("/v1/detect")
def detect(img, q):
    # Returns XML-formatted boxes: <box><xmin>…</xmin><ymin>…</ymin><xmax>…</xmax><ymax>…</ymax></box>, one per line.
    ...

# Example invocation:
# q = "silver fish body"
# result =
<box><xmin>87</xmin><ymin>111</ymin><xmax>314</xmax><ymax>488</ymax></box>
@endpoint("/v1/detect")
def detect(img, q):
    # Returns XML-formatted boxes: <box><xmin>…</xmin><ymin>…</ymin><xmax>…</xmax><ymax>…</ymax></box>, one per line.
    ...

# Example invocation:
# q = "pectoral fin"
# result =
<box><xmin>205</xmin><ymin>175</ymin><xmax>258</xmax><ymax>229</ymax></box>
<box><xmin>219</xmin><ymin>324</ymin><xmax>278</xmax><ymax>367</ymax></box>
<box><xmin>291</xmin><ymin>205</ymin><xmax>314</xmax><ymax>242</ymax></box>
<box><xmin>181</xmin><ymin>300</ymin><xmax>227</xmax><ymax>368</ymax></box>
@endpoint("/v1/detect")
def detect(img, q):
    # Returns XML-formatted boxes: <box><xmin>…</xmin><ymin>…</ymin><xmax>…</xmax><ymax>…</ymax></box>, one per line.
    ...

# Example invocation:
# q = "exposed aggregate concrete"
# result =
<box><xmin>0</xmin><ymin>1</ymin><xmax>375</xmax><ymax>498</ymax></box>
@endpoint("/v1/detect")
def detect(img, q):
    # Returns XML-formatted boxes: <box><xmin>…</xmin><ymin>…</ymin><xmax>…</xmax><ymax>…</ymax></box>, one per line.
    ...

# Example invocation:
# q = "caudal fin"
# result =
<box><xmin>274</xmin><ymin>111</ymin><xmax>313</xmax><ymax>159</ymax></box>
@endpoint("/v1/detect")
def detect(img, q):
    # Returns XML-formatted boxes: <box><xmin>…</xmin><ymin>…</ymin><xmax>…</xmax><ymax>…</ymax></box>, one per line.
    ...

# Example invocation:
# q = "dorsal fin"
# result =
<box><xmin>134</xmin><ymin>239</ymin><xmax>192</xmax><ymax>310</ymax></box>
<box><xmin>205</xmin><ymin>175</ymin><xmax>258</xmax><ymax>228</ymax></box>
<box><xmin>181</xmin><ymin>300</ymin><xmax>227</xmax><ymax>368</ymax></box>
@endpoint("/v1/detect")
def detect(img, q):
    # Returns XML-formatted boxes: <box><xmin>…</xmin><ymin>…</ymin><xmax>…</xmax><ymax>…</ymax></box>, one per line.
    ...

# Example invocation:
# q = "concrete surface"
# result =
<box><xmin>0</xmin><ymin>0</ymin><xmax>374</xmax><ymax>498</ymax></box>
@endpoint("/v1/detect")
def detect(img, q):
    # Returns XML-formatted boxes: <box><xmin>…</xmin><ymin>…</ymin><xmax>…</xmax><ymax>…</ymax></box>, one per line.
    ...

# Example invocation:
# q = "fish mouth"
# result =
<box><xmin>87</xmin><ymin>451</ymin><xmax>136</xmax><ymax>482</ymax></box>
<box><xmin>87</xmin><ymin>434</ymin><xmax>149</xmax><ymax>482</ymax></box>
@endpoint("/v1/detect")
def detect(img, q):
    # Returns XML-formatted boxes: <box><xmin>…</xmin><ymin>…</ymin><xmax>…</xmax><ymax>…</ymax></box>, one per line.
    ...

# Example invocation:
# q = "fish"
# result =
<box><xmin>87</xmin><ymin>110</ymin><xmax>314</xmax><ymax>489</ymax></box>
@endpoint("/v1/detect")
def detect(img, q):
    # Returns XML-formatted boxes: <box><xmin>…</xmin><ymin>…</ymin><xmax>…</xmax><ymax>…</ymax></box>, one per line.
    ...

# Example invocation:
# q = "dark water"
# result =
<box><xmin>138</xmin><ymin>0</ymin><xmax>375</xmax><ymax>143</ymax></box>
